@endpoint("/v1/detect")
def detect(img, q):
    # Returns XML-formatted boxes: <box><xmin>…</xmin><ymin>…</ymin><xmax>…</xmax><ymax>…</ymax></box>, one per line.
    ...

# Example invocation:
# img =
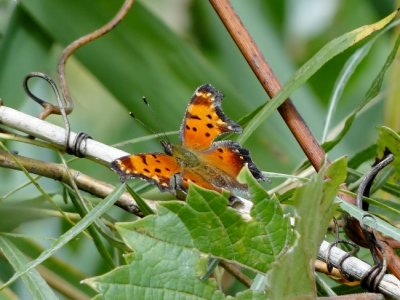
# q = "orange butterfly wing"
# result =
<box><xmin>111</xmin><ymin>153</ymin><xmax>180</xmax><ymax>191</ymax></box>
<box><xmin>199</xmin><ymin>141</ymin><xmax>264</xmax><ymax>181</ymax></box>
<box><xmin>181</xmin><ymin>170</ymin><xmax>217</xmax><ymax>191</ymax></box>
<box><xmin>180</xmin><ymin>84</ymin><xmax>241</xmax><ymax>151</ymax></box>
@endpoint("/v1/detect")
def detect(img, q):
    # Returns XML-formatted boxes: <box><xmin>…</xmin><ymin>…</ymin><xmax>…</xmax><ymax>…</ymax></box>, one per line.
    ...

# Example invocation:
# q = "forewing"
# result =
<box><xmin>180</xmin><ymin>84</ymin><xmax>241</xmax><ymax>151</ymax></box>
<box><xmin>111</xmin><ymin>153</ymin><xmax>180</xmax><ymax>191</ymax></box>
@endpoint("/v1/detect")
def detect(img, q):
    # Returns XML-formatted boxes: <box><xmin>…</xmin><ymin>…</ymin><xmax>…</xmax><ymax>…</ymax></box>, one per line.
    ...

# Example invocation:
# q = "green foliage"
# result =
<box><xmin>377</xmin><ymin>126</ymin><xmax>400</xmax><ymax>172</ymax></box>
<box><xmin>268</xmin><ymin>158</ymin><xmax>346</xmax><ymax>299</ymax></box>
<box><xmin>0</xmin><ymin>183</ymin><xmax>126</xmax><ymax>289</ymax></box>
<box><xmin>0</xmin><ymin>237</ymin><xmax>58</xmax><ymax>300</ymax></box>
<box><xmin>239</xmin><ymin>9</ymin><xmax>398</xmax><ymax>144</ymax></box>
<box><xmin>323</xmin><ymin>29</ymin><xmax>400</xmax><ymax>152</ymax></box>
<box><xmin>86</xmin><ymin>170</ymin><xmax>292</xmax><ymax>298</ymax></box>
<box><xmin>1</xmin><ymin>1</ymin><xmax>400</xmax><ymax>299</ymax></box>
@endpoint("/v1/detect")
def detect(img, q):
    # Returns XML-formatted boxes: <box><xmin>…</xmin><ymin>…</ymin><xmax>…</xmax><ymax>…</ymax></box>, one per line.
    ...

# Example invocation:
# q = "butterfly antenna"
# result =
<box><xmin>129</xmin><ymin>111</ymin><xmax>157</xmax><ymax>134</ymax></box>
<box><xmin>128</xmin><ymin>111</ymin><xmax>157</xmax><ymax>135</ymax></box>
<box><xmin>141</xmin><ymin>96</ymin><xmax>172</xmax><ymax>144</ymax></box>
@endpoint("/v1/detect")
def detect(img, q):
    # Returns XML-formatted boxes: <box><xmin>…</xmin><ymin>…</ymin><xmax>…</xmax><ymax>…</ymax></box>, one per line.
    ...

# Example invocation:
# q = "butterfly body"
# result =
<box><xmin>167</xmin><ymin>142</ymin><xmax>248</xmax><ymax>193</ymax></box>
<box><xmin>111</xmin><ymin>84</ymin><xmax>264</xmax><ymax>195</ymax></box>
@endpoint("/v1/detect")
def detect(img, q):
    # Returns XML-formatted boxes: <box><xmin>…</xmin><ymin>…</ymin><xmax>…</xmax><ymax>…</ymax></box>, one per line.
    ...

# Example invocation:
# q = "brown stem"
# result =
<box><xmin>35</xmin><ymin>265</ymin><xmax>90</xmax><ymax>300</ymax></box>
<box><xmin>208</xmin><ymin>0</ymin><xmax>326</xmax><ymax>171</ymax></box>
<box><xmin>0</xmin><ymin>150</ymin><xmax>151</xmax><ymax>216</ymax></box>
<box><xmin>219</xmin><ymin>260</ymin><xmax>252</xmax><ymax>288</ymax></box>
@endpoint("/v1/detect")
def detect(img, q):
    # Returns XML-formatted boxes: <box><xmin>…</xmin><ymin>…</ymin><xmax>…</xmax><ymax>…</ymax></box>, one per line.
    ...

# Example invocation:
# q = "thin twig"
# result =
<box><xmin>0</xmin><ymin>149</ymin><xmax>148</xmax><ymax>215</ymax></box>
<box><xmin>35</xmin><ymin>265</ymin><xmax>90</xmax><ymax>300</ymax></box>
<box><xmin>219</xmin><ymin>260</ymin><xmax>252</xmax><ymax>288</ymax></box>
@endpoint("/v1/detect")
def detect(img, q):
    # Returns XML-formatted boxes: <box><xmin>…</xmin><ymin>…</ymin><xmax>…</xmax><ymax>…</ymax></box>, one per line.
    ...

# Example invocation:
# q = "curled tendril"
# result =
<box><xmin>354</xmin><ymin>151</ymin><xmax>394</xmax><ymax>291</ymax></box>
<box><xmin>23</xmin><ymin>72</ymin><xmax>71</xmax><ymax>149</ymax></box>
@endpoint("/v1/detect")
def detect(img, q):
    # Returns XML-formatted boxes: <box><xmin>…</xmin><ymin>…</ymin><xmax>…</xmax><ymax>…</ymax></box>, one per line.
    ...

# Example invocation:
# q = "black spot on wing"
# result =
<box><xmin>140</xmin><ymin>156</ymin><xmax>148</xmax><ymax>165</ymax></box>
<box><xmin>187</xmin><ymin>112</ymin><xmax>201</xmax><ymax>120</ymax></box>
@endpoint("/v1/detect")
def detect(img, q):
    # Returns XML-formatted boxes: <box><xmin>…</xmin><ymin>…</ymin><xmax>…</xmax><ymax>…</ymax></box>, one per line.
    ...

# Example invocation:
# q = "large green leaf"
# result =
<box><xmin>86</xmin><ymin>229</ymin><xmax>227</xmax><ymax>300</ymax></box>
<box><xmin>0</xmin><ymin>5</ymin><xmax>52</xmax><ymax>109</ymax></box>
<box><xmin>85</xmin><ymin>170</ymin><xmax>293</xmax><ymax>298</ymax></box>
<box><xmin>85</xmin><ymin>235</ymin><xmax>265</xmax><ymax>300</ymax></box>
<box><xmin>268</xmin><ymin>157</ymin><xmax>347</xmax><ymax>299</ymax></box>
<box><xmin>122</xmin><ymin>182</ymin><xmax>292</xmax><ymax>272</ymax></box>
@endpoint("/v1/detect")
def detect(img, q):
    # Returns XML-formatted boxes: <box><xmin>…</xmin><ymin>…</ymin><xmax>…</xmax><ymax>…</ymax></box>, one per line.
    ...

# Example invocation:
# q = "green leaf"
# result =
<box><xmin>0</xmin><ymin>5</ymin><xmax>52</xmax><ymax>109</ymax></box>
<box><xmin>268</xmin><ymin>157</ymin><xmax>347</xmax><ymax>299</ymax></box>
<box><xmin>348</xmin><ymin>145</ymin><xmax>377</xmax><ymax>169</ymax></box>
<box><xmin>126</xmin><ymin>184</ymin><xmax>154</xmax><ymax>216</ymax></box>
<box><xmin>234</xmin><ymin>290</ymin><xmax>265</xmax><ymax>300</ymax></box>
<box><xmin>338</xmin><ymin>198</ymin><xmax>400</xmax><ymax>241</ymax></box>
<box><xmin>0</xmin><ymin>182</ymin><xmax>126</xmax><ymax>290</ymax></box>
<box><xmin>130</xmin><ymin>180</ymin><xmax>292</xmax><ymax>273</ymax></box>
<box><xmin>377</xmin><ymin>126</ymin><xmax>400</xmax><ymax>172</ymax></box>
<box><xmin>322</xmin><ymin>30</ymin><xmax>400</xmax><ymax>152</ymax></box>
<box><xmin>66</xmin><ymin>188</ymin><xmax>115</xmax><ymax>269</ymax></box>
<box><xmin>321</xmin><ymin>45</ymin><xmax>371</xmax><ymax>143</ymax></box>
<box><xmin>0</xmin><ymin>237</ymin><xmax>57</xmax><ymax>300</ymax></box>
<box><xmin>85</xmin><ymin>224</ymin><xmax>267</xmax><ymax>300</ymax></box>
<box><xmin>86</xmin><ymin>170</ymin><xmax>293</xmax><ymax>298</ymax></box>
<box><xmin>85</xmin><ymin>227</ymin><xmax>226</xmax><ymax>300</ymax></box>
<box><xmin>295</xmin><ymin>24</ymin><xmax>400</xmax><ymax>173</ymax></box>
<box><xmin>239</xmin><ymin>9</ymin><xmax>399</xmax><ymax>144</ymax></box>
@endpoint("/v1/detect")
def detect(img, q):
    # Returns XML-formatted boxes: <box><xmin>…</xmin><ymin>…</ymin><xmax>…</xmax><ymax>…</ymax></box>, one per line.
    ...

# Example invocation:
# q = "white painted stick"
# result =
<box><xmin>0</xmin><ymin>105</ymin><xmax>128</xmax><ymax>163</ymax></box>
<box><xmin>318</xmin><ymin>240</ymin><xmax>400</xmax><ymax>297</ymax></box>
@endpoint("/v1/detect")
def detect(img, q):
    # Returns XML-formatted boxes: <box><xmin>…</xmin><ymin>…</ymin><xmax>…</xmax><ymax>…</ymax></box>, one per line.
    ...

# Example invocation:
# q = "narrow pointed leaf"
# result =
<box><xmin>239</xmin><ymin>10</ymin><xmax>398</xmax><ymax>144</ymax></box>
<box><xmin>0</xmin><ymin>237</ymin><xmax>57</xmax><ymax>300</ymax></box>
<box><xmin>0</xmin><ymin>183</ymin><xmax>125</xmax><ymax>290</ymax></box>
<box><xmin>322</xmin><ymin>31</ymin><xmax>400</xmax><ymax>151</ymax></box>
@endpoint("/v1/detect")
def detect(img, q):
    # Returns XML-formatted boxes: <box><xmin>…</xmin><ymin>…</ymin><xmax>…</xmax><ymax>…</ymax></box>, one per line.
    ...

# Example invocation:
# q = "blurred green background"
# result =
<box><xmin>0</xmin><ymin>0</ymin><xmax>398</xmax><ymax>298</ymax></box>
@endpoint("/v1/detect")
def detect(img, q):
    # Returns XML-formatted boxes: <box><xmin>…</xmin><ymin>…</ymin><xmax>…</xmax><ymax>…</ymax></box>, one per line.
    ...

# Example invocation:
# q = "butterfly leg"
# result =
<box><xmin>170</xmin><ymin>173</ymin><xmax>188</xmax><ymax>200</ymax></box>
<box><xmin>228</xmin><ymin>195</ymin><xmax>241</xmax><ymax>207</ymax></box>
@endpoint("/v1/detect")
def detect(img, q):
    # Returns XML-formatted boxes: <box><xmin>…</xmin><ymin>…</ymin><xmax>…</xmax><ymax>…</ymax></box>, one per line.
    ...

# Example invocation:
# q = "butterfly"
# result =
<box><xmin>111</xmin><ymin>84</ymin><xmax>264</xmax><ymax>196</ymax></box>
